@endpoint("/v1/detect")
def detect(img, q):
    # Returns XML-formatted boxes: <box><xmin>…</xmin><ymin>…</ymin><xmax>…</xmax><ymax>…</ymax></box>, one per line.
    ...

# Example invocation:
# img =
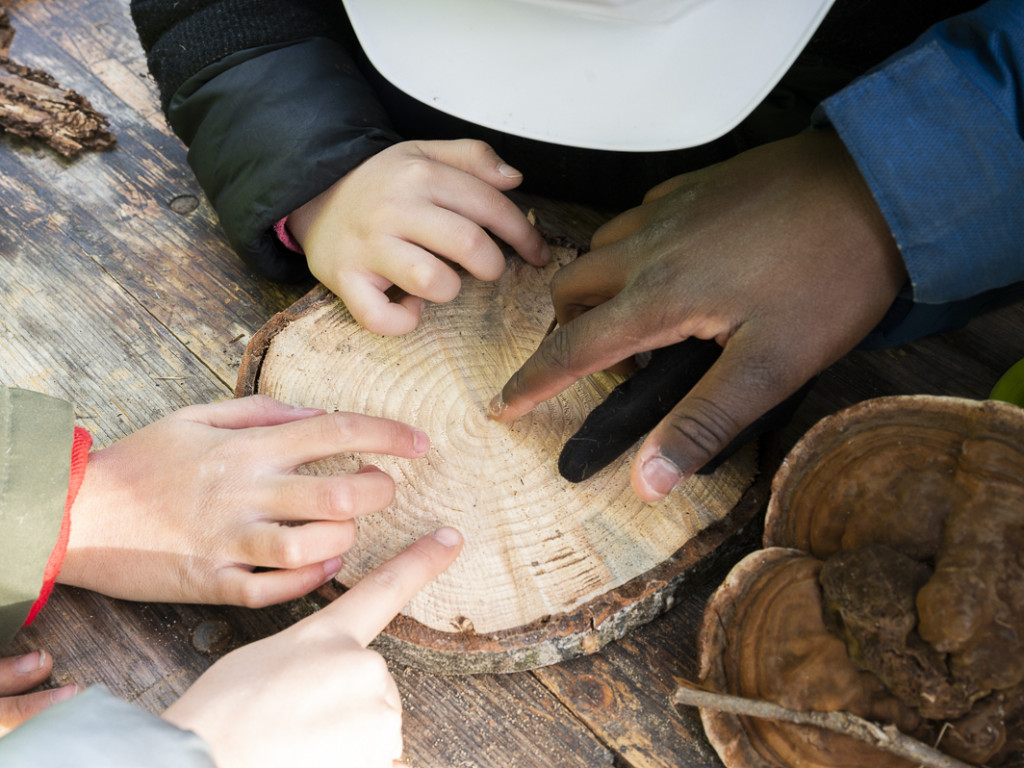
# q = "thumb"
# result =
<box><xmin>630</xmin><ymin>337</ymin><xmax>808</xmax><ymax>501</ymax></box>
<box><xmin>0</xmin><ymin>686</ymin><xmax>80</xmax><ymax>734</ymax></box>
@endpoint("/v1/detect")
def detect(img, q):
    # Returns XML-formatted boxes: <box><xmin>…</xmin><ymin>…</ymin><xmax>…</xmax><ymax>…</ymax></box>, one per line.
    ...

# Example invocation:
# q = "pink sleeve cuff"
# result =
<box><xmin>274</xmin><ymin>217</ymin><xmax>304</xmax><ymax>254</ymax></box>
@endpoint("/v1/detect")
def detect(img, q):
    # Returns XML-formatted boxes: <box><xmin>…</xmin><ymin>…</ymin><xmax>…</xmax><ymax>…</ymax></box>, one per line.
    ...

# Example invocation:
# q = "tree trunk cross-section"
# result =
<box><xmin>237</xmin><ymin>241</ymin><xmax>769</xmax><ymax>673</ymax></box>
<box><xmin>0</xmin><ymin>7</ymin><xmax>115</xmax><ymax>157</ymax></box>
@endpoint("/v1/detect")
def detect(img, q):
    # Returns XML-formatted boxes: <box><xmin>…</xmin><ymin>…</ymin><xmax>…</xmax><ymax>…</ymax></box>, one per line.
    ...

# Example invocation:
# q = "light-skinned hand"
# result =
<box><xmin>490</xmin><ymin>129</ymin><xmax>906</xmax><ymax>501</ymax></box>
<box><xmin>0</xmin><ymin>650</ymin><xmax>78</xmax><ymax>737</ymax></box>
<box><xmin>162</xmin><ymin>527</ymin><xmax>463</xmax><ymax>768</ymax></box>
<box><xmin>60</xmin><ymin>395</ymin><xmax>431</xmax><ymax>608</ymax></box>
<box><xmin>287</xmin><ymin>138</ymin><xmax>551</xmax><ymax>335</ymax></box>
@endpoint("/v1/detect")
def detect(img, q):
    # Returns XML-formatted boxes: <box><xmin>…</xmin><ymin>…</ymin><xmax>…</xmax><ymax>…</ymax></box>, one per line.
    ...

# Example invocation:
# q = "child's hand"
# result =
<box><xmin>288</xmin><ymin>139</ymin><xmax>551</xmax><ymax>335</ymax></box>
<box><xmin>59</xmin><ymin>396</ymin><xmax>430</xmax><ymax>608</ymax></box>
<box><xmin>162</xmin><ymin>528</ymin><xmax>462</xmax><ymax>768</ymax></box>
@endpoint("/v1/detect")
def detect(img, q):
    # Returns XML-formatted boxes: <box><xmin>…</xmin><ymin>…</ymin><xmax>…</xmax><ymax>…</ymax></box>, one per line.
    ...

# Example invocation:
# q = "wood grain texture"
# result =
<box><xmin>238</xmin><ymin>245</ymin><xmax>763</xmax><ymax>671</ymax></box>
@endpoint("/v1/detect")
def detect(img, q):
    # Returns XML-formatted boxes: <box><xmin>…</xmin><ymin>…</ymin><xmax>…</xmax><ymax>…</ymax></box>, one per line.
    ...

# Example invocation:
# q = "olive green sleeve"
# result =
<box><xmin>0</xmin><ymin>387</ymin><xmax>76</xmax><ymax>643</ymax></box>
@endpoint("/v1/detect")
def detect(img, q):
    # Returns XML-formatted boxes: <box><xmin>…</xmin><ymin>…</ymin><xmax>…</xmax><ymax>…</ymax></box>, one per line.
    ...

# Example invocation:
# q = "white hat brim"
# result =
<box><xmin>343</xmin><ymin>0</ymin><xmax>834</xmax><ymax>152</ymax></box>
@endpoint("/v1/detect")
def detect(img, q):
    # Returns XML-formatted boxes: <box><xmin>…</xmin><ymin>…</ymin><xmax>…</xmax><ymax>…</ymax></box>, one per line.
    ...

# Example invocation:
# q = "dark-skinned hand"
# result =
<box><xmin>557</xmin><ymin>337</ymin><xmax>816</xmax><ymax>483</ymax></box>
<box><xmin>490</xmin><ymin>129</ymin><xmax>906</xmax><ymax>501</ymax></box>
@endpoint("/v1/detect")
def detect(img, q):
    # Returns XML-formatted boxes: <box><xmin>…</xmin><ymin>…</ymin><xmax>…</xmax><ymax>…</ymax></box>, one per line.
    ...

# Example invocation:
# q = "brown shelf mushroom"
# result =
<box><xmin>697</xmin><ymin>396</ymin><xmax>1024</xmax><ymax>767</ymax></box>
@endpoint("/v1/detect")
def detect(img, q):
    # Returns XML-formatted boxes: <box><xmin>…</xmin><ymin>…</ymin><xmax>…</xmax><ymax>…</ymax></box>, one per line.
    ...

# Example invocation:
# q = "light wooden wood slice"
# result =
<box><xmin>237</xmin><ymin>242</ymin><xmax>769</xmax><ymax>673</ymax></box>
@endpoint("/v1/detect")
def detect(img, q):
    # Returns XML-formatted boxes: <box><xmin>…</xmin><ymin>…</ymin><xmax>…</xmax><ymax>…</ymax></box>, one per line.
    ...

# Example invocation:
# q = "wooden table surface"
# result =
<box><xmin>2</xmin><ymin>1</ymin><xmax>1023</xmax><ymax>766</ymax></box>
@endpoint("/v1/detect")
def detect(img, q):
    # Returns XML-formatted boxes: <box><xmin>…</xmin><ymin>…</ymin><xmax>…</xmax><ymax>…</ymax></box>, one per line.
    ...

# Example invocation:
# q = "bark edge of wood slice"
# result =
<box><xmin>237</xmin><ymin>248</ymin><xmax>772</xmax><ymax>674</ymax></box>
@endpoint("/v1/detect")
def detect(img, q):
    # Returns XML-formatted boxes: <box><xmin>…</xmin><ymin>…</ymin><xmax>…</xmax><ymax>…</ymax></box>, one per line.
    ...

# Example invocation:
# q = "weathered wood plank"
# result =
<box><xmin>3</xmin><ymin>2</ymin><xmax>309</xmax><ymax>388</ymax></box>
<box><xmin>396</xmin><ymin>665</ymin><xmax>614</xmax><ymax>768</ymax></box>
<box><xmin>0</xmin><ymin>164</ymin><xmax>232</xmax><ymax>436</ymax></box>
<box><xmin>529</xmin><ymin>530</ymin><xmax>756</xmax><ymax>768</ymax></box>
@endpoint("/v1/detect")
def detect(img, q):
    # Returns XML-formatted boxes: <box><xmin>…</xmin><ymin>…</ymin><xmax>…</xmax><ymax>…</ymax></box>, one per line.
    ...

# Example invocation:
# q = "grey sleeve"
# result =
<box><xmin>0</xmin><ymin>686</ymin><xmax>217</xmax><ymax>768</ymax></box>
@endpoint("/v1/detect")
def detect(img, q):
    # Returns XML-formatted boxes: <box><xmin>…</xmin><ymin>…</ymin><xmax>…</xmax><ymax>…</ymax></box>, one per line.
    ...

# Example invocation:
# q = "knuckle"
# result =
<box><xmin>398</xmin><ymin>156</ymin><xmax>434</xmax><ymax>186</ymax></box>
<box><xmin>235</xmin><ymin>579</ymin><xmax>271</xmax><ymax>609</ymax></box>
<box><xmin>663</xmin><ymin>397</ymin><xmax>741</xmax><ymax>465</ymax></box>
<box><xmin>460</xmin><ymin>138</ymin><xmax>494</xmax><ymax>162</ymax></box>
<box><xmin>535</xmin><ymin>328</ymin><xmax>577</xmax><ymax>374</ymax></box>
<box><xmin>354</xmin><ymin>303</ymin><xmax>396</xmax><ymax>335</ymax></box>
<box><xmin>363</xmin><ymin>650</ymin><xmax>392</xmax><ymax>681</ymax></box>
<box><xmin>320</xmin><ymin>412</ymin><xmax>358</xmax><ymax>446</ymax></box>
<box><xmin>366</xmin><ymin>561</ymin><xmax>404</xmax><ymax>594</ymax></box>
<box><xmin>346</xmin><ymin>650</ymin><xmax>393</xmax><ymax>691</ymax></box>
<box><xmin>317</xmin><ymin>480</ymin><xmax>356</xmax><ymax>517</ymax></box>
<box><xmin>405</xmin><ymin>261</ymin><xmax>457</xmax><ymax>301</ymax></box>
<box><xmin>549</xmin><ymin>264</ymin><xmax>573</xmax><ymax>298</ymax></box>
<box><xmin>452</xmin><ymin>223</ymin><xmax>491</xmax><ymax>259</ymax></box>
<box><xmin>271</xmin><ymin>535</ymin><xmax>307</xmax><ymax>570</ymax></box>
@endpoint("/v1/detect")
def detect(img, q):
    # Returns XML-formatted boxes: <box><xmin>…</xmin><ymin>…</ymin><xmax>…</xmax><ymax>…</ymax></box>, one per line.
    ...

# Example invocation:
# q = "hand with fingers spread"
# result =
<box><xmin>287</xmin><ymin>139</ymin><xmax>551</xmax><ymax>336</ymax></box>
<box><xmin>59</xmin><ymin>395</ymin><xmax>431</xmax><ymax>608</ymax></box>
<box><xmin>0</xmin><ymin>651</ymin><xmax>78</xmax><ymax>738</ymax></box>
<box><xmin>162</xmin><ymin>527</ymin><xmax>462</xmax><ymax>768</ymax></box>
<box><xmin>490</xmin><ymin>129</ymin><xmax>907</xmax><ymax>501</ymax></box>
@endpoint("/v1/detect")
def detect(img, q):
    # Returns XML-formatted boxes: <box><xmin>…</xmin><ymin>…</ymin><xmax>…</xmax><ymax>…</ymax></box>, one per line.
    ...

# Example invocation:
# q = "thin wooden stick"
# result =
<box><xmin>673</xmin><ymin>683</ymin><xmax>979</xmax><ymax>768</ymax></box>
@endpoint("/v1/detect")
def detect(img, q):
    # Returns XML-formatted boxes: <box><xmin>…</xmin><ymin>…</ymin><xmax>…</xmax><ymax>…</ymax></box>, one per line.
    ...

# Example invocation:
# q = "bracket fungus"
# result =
<box><xmin>697</xmin><ymin>396</ymin><xmax>1024</xmax><ymax>768</ymax></box>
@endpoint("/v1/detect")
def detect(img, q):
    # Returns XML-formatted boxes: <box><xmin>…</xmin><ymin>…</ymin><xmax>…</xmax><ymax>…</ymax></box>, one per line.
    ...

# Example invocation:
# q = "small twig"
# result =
<box><xmin>673</xmin><ymin>682</ymin><xmax>978</xmax><ymax>768</ymax></box>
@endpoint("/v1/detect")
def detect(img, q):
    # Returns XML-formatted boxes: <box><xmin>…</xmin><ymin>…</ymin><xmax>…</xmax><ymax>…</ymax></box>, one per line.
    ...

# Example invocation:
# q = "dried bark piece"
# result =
<box><xmin>0</xmin><ymin>9</ymin><xmax>13</xmax><ymax>58</ymax></box>
<box><xmin>0</xmin><ymin>7</ymin><xmax>115</xmax><ymax>156</ymax></box>
<box><xmin>238</xmin><ymin>241</ymin><xmax>766</xmax><ymax>673</ymax></box>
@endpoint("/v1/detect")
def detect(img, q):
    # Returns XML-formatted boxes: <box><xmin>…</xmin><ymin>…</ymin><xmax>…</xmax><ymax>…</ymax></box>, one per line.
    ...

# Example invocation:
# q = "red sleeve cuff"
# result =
<box><xmin>23</xmin><ymin>426</ymin><xmax>93</xmax><ymax>627</ymax></box>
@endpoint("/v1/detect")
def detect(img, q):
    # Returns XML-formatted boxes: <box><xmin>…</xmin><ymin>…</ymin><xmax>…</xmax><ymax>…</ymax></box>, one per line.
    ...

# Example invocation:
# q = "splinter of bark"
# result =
<box><xmin>0</xmin><ymin>6</ymin><xmax>116</xmax><ymax>156</ymax></box>
<box><xmin>1</xmin><ymin>8</ymin><xmax>14</xmax><ymax>58</ymax></box>
<box><xmin>673</xmin><ymin>683</ymin><xmax>980</xmax><ymax>768</ymax></box>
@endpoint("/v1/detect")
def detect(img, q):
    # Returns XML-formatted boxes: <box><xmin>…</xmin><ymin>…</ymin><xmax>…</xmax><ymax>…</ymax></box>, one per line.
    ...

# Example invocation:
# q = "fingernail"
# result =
<box><xmin>498</xmin><ymin>162</ymin><xmax>522</xmax><ymax>179</ymax></box>
<box><xmin>324</xmin><ymin>555</ymin><xmax>344</xmax><ymax>576</ymax></box>
<box><xmin>14</xmin><ymin>650</ymin><xmax>44</xmax><ymax>674</ymax></box>
<box><xmin>432</xmin><ymin>527</ymin><xmax>462</xmax><ymax>547</ymax></box>
<box><xmin>413</xmin><ymin>430</ymin><xmax>430</xmax><ymax>455</ymax></box>
<box><xmin>49</xmin><ymin>684</ymin><xmax>79</xmax><ymax>704</ymax></box>
<box><xmin>538</xmin><ymin>243</ymin><xmax>552</xmax><ymax>265</ymax></box>
<box><xmin>292</xmin><ymin>406</ymin><xmax>325</xmax><ymax>417</ymax></box>
<box><xmin>641</xmin><ymin>456</ymin><xmax>683</xmax><ymax>498</ymax></box>
<box><xmin>487</xmin><ymin>395</ymin><xmax>505</xmax><ymax>419</ymax></box>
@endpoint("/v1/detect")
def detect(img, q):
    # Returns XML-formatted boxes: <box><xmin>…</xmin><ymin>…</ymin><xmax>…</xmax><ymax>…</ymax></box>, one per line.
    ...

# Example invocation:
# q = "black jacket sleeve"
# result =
<box><xmin>129</xmin><ymin>0</ymin><xmax>401</xmax><ymax>281</ymax></box>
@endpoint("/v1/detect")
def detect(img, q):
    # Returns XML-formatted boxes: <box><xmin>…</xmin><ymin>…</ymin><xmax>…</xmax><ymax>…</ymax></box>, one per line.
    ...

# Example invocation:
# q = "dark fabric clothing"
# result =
<box><xmin>132</xmin><ymin>0</ymin><xmax>351</xmax><ymax>113</ymax></box>
<box><xmin>129</xmin><ymin>0</ymin><xmax>1017</xmax><ymax>350</ymax></box>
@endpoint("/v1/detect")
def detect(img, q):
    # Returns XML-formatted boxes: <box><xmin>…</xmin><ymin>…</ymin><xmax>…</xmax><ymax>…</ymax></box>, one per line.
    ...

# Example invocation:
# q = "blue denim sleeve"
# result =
<box><xmin>814</xmin><ymin>0</ymin><xmax>1024</xmax><ymax>316</ymax></box>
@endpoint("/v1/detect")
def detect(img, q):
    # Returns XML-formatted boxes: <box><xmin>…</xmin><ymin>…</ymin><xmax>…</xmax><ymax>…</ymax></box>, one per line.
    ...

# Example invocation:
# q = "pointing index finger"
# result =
<box><xmin>488</xmin><ymin>301</ymin><xmax>644</xmax><ymax>423</ymax></box>
<box><xmin>327</xmin><ymin>528</ymin><xmax>463</xmax><ymax>648</ymax></box>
